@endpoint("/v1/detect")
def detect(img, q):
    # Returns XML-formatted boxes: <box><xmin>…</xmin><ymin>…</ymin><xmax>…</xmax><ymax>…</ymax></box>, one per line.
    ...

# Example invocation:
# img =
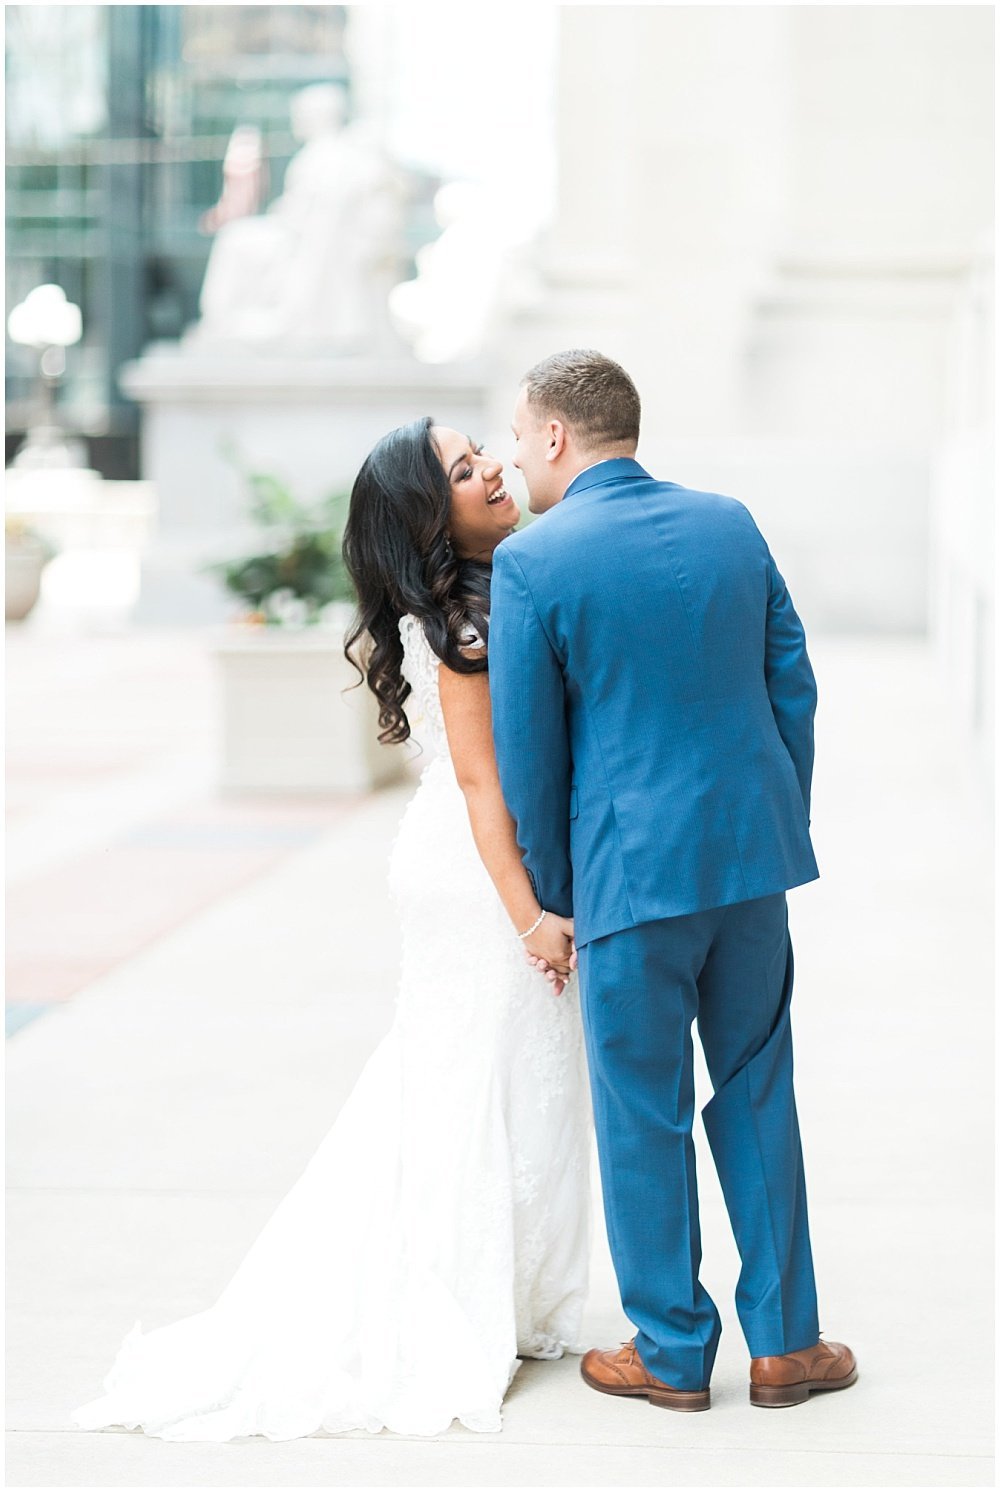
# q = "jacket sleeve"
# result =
<box><xmin>488</xmin><ymin>543</ymin><xmax>573</xmax><ymax>917</ymax></box>
<box><xmin>763</xmin><ymin>550</ymin><xmax>817</xmax><ymax>821</ymax></box>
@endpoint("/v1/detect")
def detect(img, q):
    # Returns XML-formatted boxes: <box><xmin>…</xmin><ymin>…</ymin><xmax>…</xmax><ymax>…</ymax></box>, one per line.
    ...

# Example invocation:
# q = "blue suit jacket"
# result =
<box><xmin>488</xmin><ymin>459</ymin><xmax>819</xmax><ymax>948</ymax></box>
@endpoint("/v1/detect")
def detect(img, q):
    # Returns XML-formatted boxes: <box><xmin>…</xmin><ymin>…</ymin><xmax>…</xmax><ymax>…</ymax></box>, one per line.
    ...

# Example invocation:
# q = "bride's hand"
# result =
<box><xmin>524</xmin><ymin>913</ymin><xmax>575</xmax><ymax>990</ymax></box>
<box><xmin>525</xmin><ymin>953</ymin><xmax>569</xmax><ymax>997</ymax></box>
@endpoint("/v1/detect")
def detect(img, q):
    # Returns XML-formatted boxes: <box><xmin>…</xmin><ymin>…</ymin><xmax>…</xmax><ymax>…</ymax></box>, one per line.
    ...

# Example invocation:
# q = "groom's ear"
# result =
<box><xmin>547</xmin><ymin>420</ymin><xmax>567</xmax><ymax>463</ymax></box>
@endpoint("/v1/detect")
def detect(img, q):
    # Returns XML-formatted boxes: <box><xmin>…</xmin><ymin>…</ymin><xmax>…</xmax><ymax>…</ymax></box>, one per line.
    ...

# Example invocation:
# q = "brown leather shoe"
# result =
<box><xmin>750</xmin><ymin>1339</ymin><xmax>858</xmax><ymax>1407</ymax></box>
<box><xmin>580</xmin><ymin>1340</ymin><xmax>711</xmax><ymax>1411</ymax></box>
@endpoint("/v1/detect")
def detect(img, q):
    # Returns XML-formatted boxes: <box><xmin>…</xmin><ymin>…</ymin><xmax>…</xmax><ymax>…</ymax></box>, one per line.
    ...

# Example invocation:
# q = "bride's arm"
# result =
<box><xmin>438</xmin><ymin>662</ymin><xmax>574</xmax><ymax>979</ymax></box>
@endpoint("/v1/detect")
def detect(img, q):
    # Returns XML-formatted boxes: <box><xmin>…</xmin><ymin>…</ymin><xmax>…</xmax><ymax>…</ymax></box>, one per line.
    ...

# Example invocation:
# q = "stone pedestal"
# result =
<box><xmin>119</xmin><ymin>347</ymin><xmax>490</xmax><ymax>624</ymax></box>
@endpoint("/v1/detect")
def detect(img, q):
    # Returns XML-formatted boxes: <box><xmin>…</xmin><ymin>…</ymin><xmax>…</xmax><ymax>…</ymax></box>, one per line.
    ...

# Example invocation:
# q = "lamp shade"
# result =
<box><xmin>8</xmin><ymin>284</ymin><xmax>82</xmax><ymax>349</ymax></box>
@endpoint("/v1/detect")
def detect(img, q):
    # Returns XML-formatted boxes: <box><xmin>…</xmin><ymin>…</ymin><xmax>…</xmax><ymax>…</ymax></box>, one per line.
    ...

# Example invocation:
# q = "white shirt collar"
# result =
<box><xmin>574</xmin><ymin>458</ymin><xmax>618</xmax><ymax>480</ymax></box>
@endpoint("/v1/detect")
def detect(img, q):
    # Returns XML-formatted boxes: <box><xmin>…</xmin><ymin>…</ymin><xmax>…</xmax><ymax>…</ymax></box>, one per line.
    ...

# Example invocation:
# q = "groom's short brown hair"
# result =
<box><xmin>521</xmin><ymin>349</ymin><xmax>640</xmax><ymax>449</ymax></box>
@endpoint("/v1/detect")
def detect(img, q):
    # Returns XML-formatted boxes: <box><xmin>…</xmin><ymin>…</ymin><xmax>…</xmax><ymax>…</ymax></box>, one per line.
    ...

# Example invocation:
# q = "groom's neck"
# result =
<box><xmin>558</xmin><ymin>444</ymin><xmax>638</xmax><ymax>498</ymax></box>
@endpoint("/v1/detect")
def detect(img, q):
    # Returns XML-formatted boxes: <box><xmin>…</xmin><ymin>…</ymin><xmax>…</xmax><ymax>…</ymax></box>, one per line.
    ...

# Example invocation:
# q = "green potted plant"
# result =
<box><xmin>208</xmin><ymin>463</ymin><xmax>403</xmax><ymax>795</ymax></box>
<box><xmin>207</xmin><ymin>469</ymin><xmax>356</xmax><ymax>627</ymax></box>
<box><xmin>5</xmin><ymin>516</ymin><xmax>57</xmax><ymax>622</ymax></box>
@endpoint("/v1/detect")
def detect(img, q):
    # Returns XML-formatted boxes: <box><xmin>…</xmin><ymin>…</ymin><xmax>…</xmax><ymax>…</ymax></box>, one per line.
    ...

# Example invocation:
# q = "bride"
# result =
<box><xmin>71</xmin><ymin>418</ymin><xmax>592</xmax><ymax>1441</ymax></box>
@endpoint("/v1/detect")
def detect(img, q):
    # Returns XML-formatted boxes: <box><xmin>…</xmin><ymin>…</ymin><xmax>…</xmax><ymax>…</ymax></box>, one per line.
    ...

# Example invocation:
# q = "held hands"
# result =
<box><xmin>523</xmin><ymin>912</ymin><xmax>576</xmax><ymax>997</ymax></box>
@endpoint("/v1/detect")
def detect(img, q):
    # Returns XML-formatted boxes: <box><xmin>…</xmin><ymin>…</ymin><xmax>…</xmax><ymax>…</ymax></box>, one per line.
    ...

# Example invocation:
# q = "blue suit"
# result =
<box><xmin>489</xmin><ymin>459</ymin><xmax>820</xmax><ymax>1388</ymax></box>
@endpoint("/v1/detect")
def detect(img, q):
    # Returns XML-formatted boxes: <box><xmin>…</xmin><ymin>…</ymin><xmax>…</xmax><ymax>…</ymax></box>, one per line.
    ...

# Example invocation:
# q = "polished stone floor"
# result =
<box><xmin>6</xmin><ymin>625</ymin><xmax>993</xmax><ymax>1486</ymax></box>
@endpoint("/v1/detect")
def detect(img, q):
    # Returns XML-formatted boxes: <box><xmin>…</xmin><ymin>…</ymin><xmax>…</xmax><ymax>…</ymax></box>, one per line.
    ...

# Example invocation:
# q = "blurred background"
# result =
<box><xmin>7</xmin><ymin>5</ymin><xmax>992</xmax><ymax>1001</ymax></box>
<box><xmin>4</xmin><ymin>8</ymin><xmax>995</xmax><ymax>1484</ymax></box>
<box><xmin>5</xmin><ymin>6</ymin><xmax>993</xmax><ymax>656</ymax></box>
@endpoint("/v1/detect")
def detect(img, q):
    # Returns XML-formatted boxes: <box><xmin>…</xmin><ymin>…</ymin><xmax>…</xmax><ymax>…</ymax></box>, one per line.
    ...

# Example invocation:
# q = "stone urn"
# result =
<box><xmin>212</xmin><ymin>606</ymin><xmax>407</xmax><ymax>794</ymax></box>
<box><xmin>5</xmin><ymin>522</ymin><xmax>54</xmax><ymax>621</ymax></box>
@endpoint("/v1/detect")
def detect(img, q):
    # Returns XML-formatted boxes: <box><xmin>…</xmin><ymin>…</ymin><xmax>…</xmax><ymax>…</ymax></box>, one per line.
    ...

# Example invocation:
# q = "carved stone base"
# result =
<box><xmin>121</xmin><ymin>346</ymin><xmax>490</xmax><ymax>625</ymax></box>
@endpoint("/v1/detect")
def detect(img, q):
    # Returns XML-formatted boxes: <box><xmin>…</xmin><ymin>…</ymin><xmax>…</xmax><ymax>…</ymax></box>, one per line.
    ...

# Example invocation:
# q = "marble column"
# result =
<box><xmin>496</xmin><ymin>5</ymin><xmax>992</xmax><ymax>634</ymax></box>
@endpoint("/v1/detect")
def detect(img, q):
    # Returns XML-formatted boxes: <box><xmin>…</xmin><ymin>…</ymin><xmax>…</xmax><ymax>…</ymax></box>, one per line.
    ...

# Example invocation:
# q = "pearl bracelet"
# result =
<box><xmin>517</xmin><ymin>908</ymin><xmax>547</xmax><ymax>940</ymax></box>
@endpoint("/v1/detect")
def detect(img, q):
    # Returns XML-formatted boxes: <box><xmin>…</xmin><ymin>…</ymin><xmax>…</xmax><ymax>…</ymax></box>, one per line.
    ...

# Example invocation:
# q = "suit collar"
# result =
<box><xmin>562</xmin><ymin>457</ymin><xmax>651</xmax><ymax>502</ymax></box>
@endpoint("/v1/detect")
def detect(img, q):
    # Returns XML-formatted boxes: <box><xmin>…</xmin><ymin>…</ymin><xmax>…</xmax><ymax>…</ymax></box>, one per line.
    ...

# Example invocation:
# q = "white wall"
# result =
<box><xmin>497</xmin><ymin>5</ymin><xmax>993</xmax><ymax>636</ymax></box>
<box><xmin>123</xmin><ymin>6</ymin><xmax>993</xmax><ymax>652</ymax></box>
<box><xmin>930</xmin><ymin>238</ymin><xmax>994</xmax><ymax>779</ymax></box>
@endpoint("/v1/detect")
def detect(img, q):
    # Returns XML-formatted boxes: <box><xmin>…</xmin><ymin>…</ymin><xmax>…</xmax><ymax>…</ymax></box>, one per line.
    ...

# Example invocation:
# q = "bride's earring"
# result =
<box><xmin>443</xmin><ymin>533</ymin><xmax>454</xmax><ymax>561</ymax></box>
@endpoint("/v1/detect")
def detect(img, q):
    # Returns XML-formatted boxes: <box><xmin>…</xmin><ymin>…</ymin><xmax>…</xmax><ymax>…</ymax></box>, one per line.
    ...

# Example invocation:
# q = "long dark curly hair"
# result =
<box><xmin>342</xmin><ymin>417</ymin><xmax>491</xmax><ymax>745</ymax></box>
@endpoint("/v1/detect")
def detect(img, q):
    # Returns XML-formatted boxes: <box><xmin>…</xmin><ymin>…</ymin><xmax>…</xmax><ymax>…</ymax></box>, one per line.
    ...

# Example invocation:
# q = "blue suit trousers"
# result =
<box><xmin>577</xmin><ymin>892</ymin><xmax>819</xmax><ymax>1390</ymax></box>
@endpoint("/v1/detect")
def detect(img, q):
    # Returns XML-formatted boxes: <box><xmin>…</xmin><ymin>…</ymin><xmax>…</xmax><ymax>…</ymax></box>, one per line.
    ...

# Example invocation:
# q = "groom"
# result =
<box><xmin>489</xmin><ymin>350</ymin><xmax>856</xmax><ymax>1410</ymax></box>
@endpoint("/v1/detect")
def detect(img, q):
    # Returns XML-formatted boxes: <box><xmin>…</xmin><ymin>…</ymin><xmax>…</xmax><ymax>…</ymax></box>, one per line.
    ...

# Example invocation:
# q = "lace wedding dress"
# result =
<box><xmin>71</xmin><ymin>614</ymin><xmax>591</xmax><ymax>1441</ymax></box>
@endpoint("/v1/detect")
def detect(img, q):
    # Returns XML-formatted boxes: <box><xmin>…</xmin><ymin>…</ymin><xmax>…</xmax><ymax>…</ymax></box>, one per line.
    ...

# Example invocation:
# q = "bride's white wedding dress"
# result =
<box><xmin>72</xmin><ymin>614</ymin><xmax>591</xmax><ymax>1441</ymax></box>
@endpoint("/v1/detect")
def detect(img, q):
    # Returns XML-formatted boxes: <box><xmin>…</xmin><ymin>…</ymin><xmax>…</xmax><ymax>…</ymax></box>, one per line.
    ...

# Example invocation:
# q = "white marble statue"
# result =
<box><xmin>194</xmin><ymin>85</ymin><xmax>405</xmax><ymax>352</ymax></box>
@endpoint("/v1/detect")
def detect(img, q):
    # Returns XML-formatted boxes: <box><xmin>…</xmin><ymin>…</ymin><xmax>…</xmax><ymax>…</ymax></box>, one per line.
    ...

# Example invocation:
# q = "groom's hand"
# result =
<box><xmin>524</xmin><ymin>913</ymin><xmax>575</xmax><ymax>994</ymax></box>
<box><xmin>524</xmin><ymin>912</ymin><xmax>574</xmax><ymax>972</ymax></box>
<box><xmin>527</xmin><ymin>935</ymin><xmax>578</xmax><ymax>995</ymax></box>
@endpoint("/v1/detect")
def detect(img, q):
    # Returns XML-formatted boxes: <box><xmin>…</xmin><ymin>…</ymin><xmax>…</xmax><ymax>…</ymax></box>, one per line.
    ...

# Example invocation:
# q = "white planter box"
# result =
<box><xmin>5</xmin><ymin>538</ymin><xmax>49</xmax><ymax>621</ymax></box>
<box><xmin>213</xmin><ymin>622</ymin><xmax>407</xmax><ymax>794</ymax></box>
